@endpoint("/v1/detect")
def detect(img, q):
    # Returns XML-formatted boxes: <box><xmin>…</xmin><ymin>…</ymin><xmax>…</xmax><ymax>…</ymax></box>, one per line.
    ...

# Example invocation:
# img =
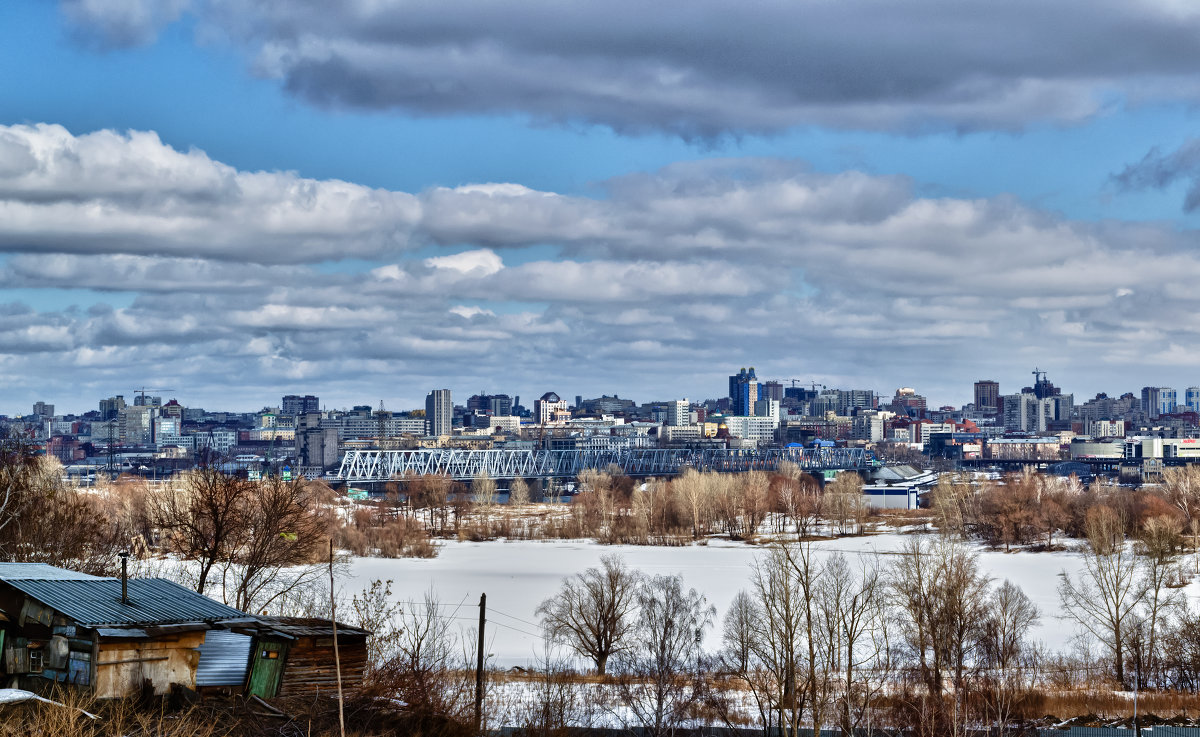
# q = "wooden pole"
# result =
<box><xmin>330</xmin><ymin>539</ymin><xmax>345</xmax><ymax>737</ymax></box>
<box><xmin>475</xmin><ymin>592</ymin><xmax>486</xmax><ymax>734</ymax></box>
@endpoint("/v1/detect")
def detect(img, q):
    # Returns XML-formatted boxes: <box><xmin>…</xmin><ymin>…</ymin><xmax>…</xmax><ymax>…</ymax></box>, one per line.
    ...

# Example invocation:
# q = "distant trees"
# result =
<box><xmin>0</xmin><ymin>439</ymin><xmax>120</xmax><ymax>575</ymax></box>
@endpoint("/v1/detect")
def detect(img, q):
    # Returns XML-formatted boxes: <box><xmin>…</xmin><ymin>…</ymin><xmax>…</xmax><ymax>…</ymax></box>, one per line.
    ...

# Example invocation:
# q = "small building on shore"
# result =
<box><xmin>0</xmin><ymin>563</ymin><xmax>372</xmax><ymax>701</ymax></box>
<box><xmin>0</xmin><ymin>563</ymin><xmax>251</xmax><ymax>697</ymax></box>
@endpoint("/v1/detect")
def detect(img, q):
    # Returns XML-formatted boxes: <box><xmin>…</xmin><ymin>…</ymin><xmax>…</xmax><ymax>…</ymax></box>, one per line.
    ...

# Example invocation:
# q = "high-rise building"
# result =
<box><xmin>425</xmin><ymin>389</ymin><xmax>452</xmax><ymax>437</ymax></box>
<box><xmin>282</xmin><ymin>394</ymin><xmax>320</xmax><ymax>416</ymax></box>
<box><xmin>31</xmin><ymin>402</ymin><xmax>54</xmax><ymax>418</ymax></box>
<box><xmin>1001</xmin><ymin>393</ymin><xmax>1050</xmax><ymax>433</ymax></box>
<box><xmin>762</xmin><ymin>381</ymin><xmax>784</xmax><ymax>403</ymax></box>
<box><xmin>1161</xmin><ymin>388</ymin><xmax>1178</xmax><ymax>417</ymax></box>
<box><xmin>535</xmin><ymin>392</ymin><xmax>569</xmax><ymax>424</ymax></box>
<box><xmin>973</xmin><ymin>380</ymin><xmax>999</xmax><ymax>413</ymax></box>
<box><xmin>99</xmin><ymin>395</ymin><xmax>126</xmax><ymax>421</ymax></box>
<box><xmin>754</xmin><ymin>398</ymin><xmax>781</xmax><ymax>421</ymax></box>
<box><xmin>666</xmin><ymin>399</ymin><xmax>690</xmax><ymax>427</ymax></box>
<box><xmin>1141</xmin><ymin>386</ymin><xmax>1177</xmax><ymax>418</ymax></box>
<box><xmin>489</xmin><ymin>395</ymin><xmax>513</xmax><ymax>417</ymax></box>
<box><xmin>1187</xmin><ymin>387</ymin><xmax>1200</xmax><ymax>414</ymax></box>
<box><xmin>728</xmin><ymin>367</ymin><xmax>762</xmax><ymax>416</ymax></box>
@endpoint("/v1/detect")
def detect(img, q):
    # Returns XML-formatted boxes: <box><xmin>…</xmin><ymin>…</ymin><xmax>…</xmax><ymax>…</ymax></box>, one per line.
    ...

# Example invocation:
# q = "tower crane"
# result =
<box><xmin>132</xmin><ymin>387</ymin><xmax>175</xmax><ymax>406</ymax></box>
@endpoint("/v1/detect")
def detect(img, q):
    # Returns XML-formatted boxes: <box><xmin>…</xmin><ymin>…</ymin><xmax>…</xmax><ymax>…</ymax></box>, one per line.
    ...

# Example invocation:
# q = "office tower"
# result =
<box><xmin>425</xmin><ymin>389</ymin><xmax>452</xmax><ymax>437</ymax></box>
<box><xmin>728</xmin><ymin>367</ymin><xmax>762</xmax><ymax>416</ymax></box>
<box><xmin>32</xmin><ymin>402</ymin><xmax>54</xmax><ymax>418</ymax></box>
<box><xmin>282</xmin><ymin>394</ymin><xmax>320</xmax><ymax>416</ymax></box>
<box><xmin>974</xmin><ymin>380</ymin><xmax>999</xmax><ymax>413</ymax></box>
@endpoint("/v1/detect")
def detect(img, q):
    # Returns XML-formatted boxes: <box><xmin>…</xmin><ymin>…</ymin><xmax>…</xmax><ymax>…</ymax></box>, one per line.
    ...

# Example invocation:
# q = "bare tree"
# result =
<box><xmin>977</xmin><ymin>580</ymin><xmax>1040</xmax><ymax>733</ymax></box>
<box><xmin>719</xmin><ymin>589</ymin><xmax>777</xmax><ymax>734</ymax></box>
<box><xmin>349</xmin><ymin>578</ymin><xmax>405</xmax><ymax>681</ymax></box>
<box><xmin>536</xmin><ymin>554</ymin><xmax>641</xmax><ymax>674</ymax></box>
<box><xmin>818</xmin><ymin>552</ymin><xmax>889</xmax><ymax>734</ymax></box>
<box><xmin>372</xmin><ymin>588</ymin><xmax>472</xmax><ymax>728</ymax></box>
<box><xmin>1135</xmin><ymin>514</ymin><xmax>1186</xmax><ymax>685</ymax></box>
<box><xmin>930</xmin><ymin>474</ymin><xmax>973</xmax><ymax>538</ymax></box>
<box><xmin>1058</xmin><ymin>505</ymin><xmax>1147</xmax><ymax>686</ymax></box>
<box><xmin>472</xmin><ymin>471</ymin><xmax>497</xmax><ymax>531</ymax></box>
<box><xmin>891</xmin><ymin>537</ymin><xmax>990</xmax><ymax>735</ymax></box>
<box><xmin>221</xmin><ymin>477</ymin><xmax>331</xmax><ymax>612</ymax></box>
<box><xmin>1163</xmin><ymin>465</ymin><xmax>1200</xmax><ymax>528</ymax></box>
<box><xmin>824</xmin><ymin>473</ymin><xmax>866</xmax><ymax>536</ymax></box>
<box><xmin>508</xmin><ymin>477</ymin><xmax>530</xmax><ymax>507</ymax></box>
<box><xmin>674</xmin><ymin>469</ymin><xmax>711</xmax><ymax>540</ymax></box>
<box><xmin>613</xmin><ymin>574</ymin><xmax>715</xmax><ymax>737</ymax></box>
<box><xmin>149</xmin><ymin>468</ymin><xmax>250</xmax><ymax>595</ymax></box>
<box><xmin>749</xmin><ymin>544</ymin><xmax>809</xmax><ymax>737</ymax></box>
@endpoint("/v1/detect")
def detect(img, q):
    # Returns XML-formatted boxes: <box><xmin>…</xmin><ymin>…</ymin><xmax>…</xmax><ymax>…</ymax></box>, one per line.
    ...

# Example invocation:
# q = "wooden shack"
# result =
<box><xmin>233</xmin><ymin>617</ymin><xmax>370</xmax><ymax>699</ymax></box>
<box><xmin>0</xmin><ymin>563</ymin><xmax>251</xmax><ymax>697</ymax></box>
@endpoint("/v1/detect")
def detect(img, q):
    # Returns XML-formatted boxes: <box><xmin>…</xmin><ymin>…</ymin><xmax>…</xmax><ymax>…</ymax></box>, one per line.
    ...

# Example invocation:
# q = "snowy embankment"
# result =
<box><xmin>344</xmin><ymin>532</ymin><xmax>1200</xmax><ymax>668</ymax></box>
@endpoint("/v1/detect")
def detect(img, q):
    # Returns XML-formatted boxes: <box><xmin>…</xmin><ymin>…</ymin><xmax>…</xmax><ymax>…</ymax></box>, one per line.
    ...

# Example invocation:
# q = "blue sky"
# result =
<box><xmin>4</xmin><ymin>0</ymin><xmax>1200</xmax><ymax>413</ymax></box>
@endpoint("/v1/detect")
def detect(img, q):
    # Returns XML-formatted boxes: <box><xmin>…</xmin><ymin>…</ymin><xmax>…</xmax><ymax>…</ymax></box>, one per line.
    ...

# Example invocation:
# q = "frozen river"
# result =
<box><xmin>342</xmin><ymin>532</ymin><xmax>1189</xmax><ymax>668</ymax></box>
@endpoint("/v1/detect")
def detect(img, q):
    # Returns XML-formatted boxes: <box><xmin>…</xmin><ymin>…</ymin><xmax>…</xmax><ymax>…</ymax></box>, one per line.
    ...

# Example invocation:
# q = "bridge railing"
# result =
<box><xmin>333</xmin><ymin>446</ymin><xmax>877</xmax><ymax>482</ymax></box>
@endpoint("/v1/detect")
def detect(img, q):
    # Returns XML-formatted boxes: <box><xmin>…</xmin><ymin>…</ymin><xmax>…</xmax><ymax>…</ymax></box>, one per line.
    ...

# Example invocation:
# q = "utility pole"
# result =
<box><xmin>329</xmin><ymin>539</ymin><xmax>346</xmax><ymax>737</ymax></box>
<box><xmin>475</xmin><ymin>593</ymin><xmax>486</xmax><ymax>734</ymax></box>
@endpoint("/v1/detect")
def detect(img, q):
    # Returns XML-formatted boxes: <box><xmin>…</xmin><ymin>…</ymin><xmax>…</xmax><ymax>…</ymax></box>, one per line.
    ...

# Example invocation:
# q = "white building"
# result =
<box><xmin>753</xmin><ymin>399</ymin><xmax>781</xmax><ymax>422</ymax></box>
<box><xmin>426</xmin><ymin>389</ymin><xmax>452</xmax><ymax>437</ymax></box>
<box><xmin>1088</xmin><ymin>419</ymin><xmax>1125</xmax><ymax>438</ymax></box>
<box><xmin>666</xmin><ymin>399</ymin><xmax>690</xmax><ymax>427</ymax></box>
<box><xmin>536</xmin><ymin>392</ymin><xmax>570</xmax><ymax>425</ymax></box>
<box><xmin>722</xmin><ymin>415</ymin><xmax>779</xmax><ymax>442</ymax></box>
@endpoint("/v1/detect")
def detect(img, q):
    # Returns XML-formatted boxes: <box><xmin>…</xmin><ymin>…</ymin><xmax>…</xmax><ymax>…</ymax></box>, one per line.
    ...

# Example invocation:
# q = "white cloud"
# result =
<box><xmin>425</xmin><ymin>249</ymin><xmax>504</xmax><ymax>276</ymax></box>
<box><xmin>8</xmin><ymin>122</ymin><xmax>1200</xmax><ymax>409</ymax></box>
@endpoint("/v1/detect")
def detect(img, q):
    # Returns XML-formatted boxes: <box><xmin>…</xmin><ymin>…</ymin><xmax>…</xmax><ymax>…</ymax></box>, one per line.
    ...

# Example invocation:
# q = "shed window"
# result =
<box><xmin>261</xmin><ymin>650</ymin><xmax>279</xmax><ymax>659</ymax></box>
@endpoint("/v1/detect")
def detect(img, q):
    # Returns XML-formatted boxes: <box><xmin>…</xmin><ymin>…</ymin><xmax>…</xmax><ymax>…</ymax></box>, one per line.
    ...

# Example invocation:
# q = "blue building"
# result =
<box><xmin>728</xmin><ymin>367</ymin><xmax>764</xmax><ymax>416</ymax></box>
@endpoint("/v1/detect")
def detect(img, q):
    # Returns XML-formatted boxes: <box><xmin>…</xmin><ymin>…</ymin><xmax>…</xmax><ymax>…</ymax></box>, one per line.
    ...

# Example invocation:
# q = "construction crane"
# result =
<box><xmin>789</xmin><ymin>380</ymin><xmax>826</xmax><ymax>392</ymax></box>
<box><xmin>132</xmin><ymin>387</ymin><xmax>175</xmax><ymax>407</ymax></box>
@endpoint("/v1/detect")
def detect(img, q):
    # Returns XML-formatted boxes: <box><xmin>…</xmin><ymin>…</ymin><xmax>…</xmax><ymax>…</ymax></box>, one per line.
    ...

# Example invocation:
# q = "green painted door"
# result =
<box><xmin>247</xmin><ymin>641</ymin><xmax>287</xmax><ymax>698</ymax></box>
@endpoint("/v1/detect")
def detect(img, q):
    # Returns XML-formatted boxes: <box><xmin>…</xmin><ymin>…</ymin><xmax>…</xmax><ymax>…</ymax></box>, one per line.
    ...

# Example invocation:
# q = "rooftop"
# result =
<box><xmin>2</xmin><ymin>578</ymin><xmax>246</xmax><ymax>627</ymax></box>
<box><xmin>0</xmin><ymin>563</ymin><xmax>102</xmax><ymax>581</ymax></box>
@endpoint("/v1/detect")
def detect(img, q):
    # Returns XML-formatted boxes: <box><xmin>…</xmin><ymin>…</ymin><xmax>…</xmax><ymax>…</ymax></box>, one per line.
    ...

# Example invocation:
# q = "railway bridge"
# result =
<box><xmin>333</xmin><ymin>446</ymin><xmax>878</xmax><ymax>483</ymax></box>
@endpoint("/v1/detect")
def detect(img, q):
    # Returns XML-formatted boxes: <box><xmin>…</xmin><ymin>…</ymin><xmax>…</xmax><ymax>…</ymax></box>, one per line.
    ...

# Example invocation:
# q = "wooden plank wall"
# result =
<box><xmin>277</xmin><ymin>637</ymin><xmax>368</xmax><ymax>698</ymax></box>
<box><xmin>94</xmin><ymin>632</ymin><xmax>206</xmax><ymax>698</ymax></box>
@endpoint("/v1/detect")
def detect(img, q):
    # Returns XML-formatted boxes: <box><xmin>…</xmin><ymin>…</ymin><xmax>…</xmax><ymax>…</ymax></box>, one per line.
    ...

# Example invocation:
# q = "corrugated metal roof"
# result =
<box><xmin>252</xmin><ymin>616</ymin><xmax>371</xmax><ymax>638</ymax></box>
<box><xmin>2</xmin><ymin>578</ymin><xmax>245</xmax><ymax>626</ymax></box>
<box><xmin>0</xmin><ymin>563</ymin><xmax>102</xmax><ymax>581</ymax></box>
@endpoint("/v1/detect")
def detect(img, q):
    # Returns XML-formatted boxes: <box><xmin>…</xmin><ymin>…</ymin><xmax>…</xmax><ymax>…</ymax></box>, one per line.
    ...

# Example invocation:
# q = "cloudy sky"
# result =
<box><xmin>4</xmin><ymin>0</ymin><xmax>1200</xmax><ymax>414</ymax></box>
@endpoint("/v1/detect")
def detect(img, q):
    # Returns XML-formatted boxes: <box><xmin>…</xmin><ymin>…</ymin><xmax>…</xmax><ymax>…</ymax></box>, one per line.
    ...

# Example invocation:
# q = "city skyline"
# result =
<box><xmin>6</xmin><ymin>2</ymin><xmax>1200</xmax><ymax>410</ymax></box>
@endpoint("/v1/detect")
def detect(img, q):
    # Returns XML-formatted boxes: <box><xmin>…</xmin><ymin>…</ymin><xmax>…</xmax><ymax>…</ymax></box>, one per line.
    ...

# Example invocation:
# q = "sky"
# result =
<box><xmin>5</xmin><ymin>0</ymin><xmax>1200</xmax><ymax>414</ymax></box>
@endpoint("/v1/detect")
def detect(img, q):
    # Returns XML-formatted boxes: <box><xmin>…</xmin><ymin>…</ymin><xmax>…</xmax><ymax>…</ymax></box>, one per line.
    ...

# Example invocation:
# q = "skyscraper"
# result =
<box><xmin>425</xmin><ymin>389</ymin><xmax>452</xmax><ymax>437</ymax></box>
<box><xmin>1187</xmin><ymin>387</ymin><xmax>1200</xmax><ymax>413</ymax></box>
<box><xmin>728</xmin><ymin>367</ymin><xmax>762</xmax><ymax>416</ymax></box>
<box><xmin>973</xmin><ymin>380</ymin><xmax>999</xmax><ymax>413</ymax></box>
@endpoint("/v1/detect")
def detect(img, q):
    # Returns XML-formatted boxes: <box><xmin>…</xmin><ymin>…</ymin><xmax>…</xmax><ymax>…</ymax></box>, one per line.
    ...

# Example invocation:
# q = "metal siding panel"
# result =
<box><xmin>195</xmin><ymin>630</ymin><xmax>252</xmax><ymax>687</ymax></box>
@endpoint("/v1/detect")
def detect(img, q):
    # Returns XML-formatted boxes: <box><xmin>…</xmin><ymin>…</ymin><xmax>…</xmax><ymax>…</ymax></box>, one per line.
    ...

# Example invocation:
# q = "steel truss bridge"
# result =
<box><xmin>334</xmin><ymin>447</ymin><xmax>878</xmax><ymax>483</ymax></box>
